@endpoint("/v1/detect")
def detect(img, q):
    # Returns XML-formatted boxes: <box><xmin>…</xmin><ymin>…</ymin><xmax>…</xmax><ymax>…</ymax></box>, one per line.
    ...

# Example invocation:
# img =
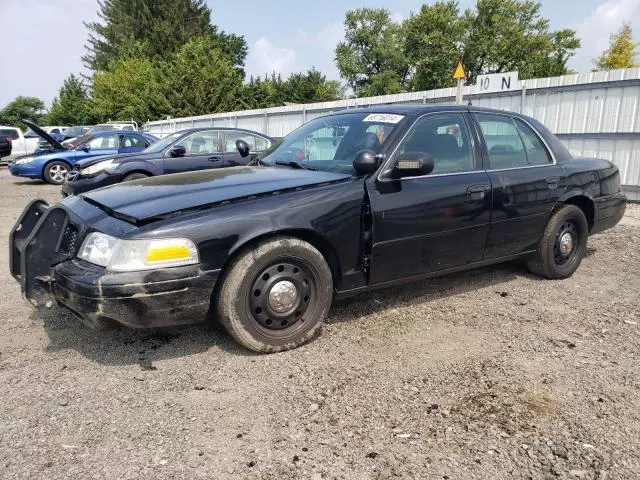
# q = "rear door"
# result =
<box><xmin>221</xmin><ymin>131</ymin><xmax>271</xmax><ymax>166</ymax></box>
<box><xmin>162</xmin><ymin>130</ymin><xmax>223</xmax><ymax>174</ymax></box>
<box><xmin>473</xmin><ymin>113</ymin><xmax>566</xmax><ymax>258</ymax></box>
<box><xmin>368</xmin><ymin>112</ymin><xmax>492</xmax><ymax>283</ymax></box>
<box><xmin>0</xmin><ymin>128</ymin><xmax>22</xmax><ymax>158</ymax></box>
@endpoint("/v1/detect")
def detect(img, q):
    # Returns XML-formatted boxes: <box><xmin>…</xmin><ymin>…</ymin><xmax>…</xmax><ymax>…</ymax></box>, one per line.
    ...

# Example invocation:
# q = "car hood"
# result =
<box><xmin>21</xmin><ymin>119</ymin><xmax>65</xmax><ymax>151</ymax></box>
<box><xmin>80</xmin><ymin>166</ymin><xmax>352</xmax><ymax>223</ymax></box>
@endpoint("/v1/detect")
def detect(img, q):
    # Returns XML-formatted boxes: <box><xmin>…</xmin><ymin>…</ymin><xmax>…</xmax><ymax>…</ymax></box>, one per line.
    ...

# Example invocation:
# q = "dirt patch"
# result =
<box><xmin>0</xmin><ymin>169</ymin><xmax>639</xmax><ymax>479</ymax></box>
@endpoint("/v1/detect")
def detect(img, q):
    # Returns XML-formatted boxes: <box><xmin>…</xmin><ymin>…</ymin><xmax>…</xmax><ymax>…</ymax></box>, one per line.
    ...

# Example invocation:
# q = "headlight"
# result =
<box><xmin>80</xmin><ymin>159</ymin><xmax>115</xmax><ymax>176</ymax></box>
<box><xmin>15</xmin><ymin>156</ymin><xmax>34</xmax><ymax>164</ymax></box>
<box><xmin>77</xmin><ymin>232</ymin><xmax>199</xmax><ymax>271</ymax></box>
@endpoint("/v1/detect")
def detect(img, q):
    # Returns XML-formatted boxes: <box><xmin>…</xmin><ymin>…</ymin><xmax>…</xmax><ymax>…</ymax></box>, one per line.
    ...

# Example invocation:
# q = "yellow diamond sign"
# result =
<box><xmin>453</xmin><ymin>62</ymin><xmax>466</xmax><ymax>80</ymax></box>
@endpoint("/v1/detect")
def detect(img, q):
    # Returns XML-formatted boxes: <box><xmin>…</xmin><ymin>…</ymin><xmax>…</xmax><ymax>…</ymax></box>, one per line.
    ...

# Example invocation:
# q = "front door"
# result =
<box><xmin>221</xmin><ymin>131</ymin><xmax>272</xmax><ymax>166</ymax></box>
<box><xmin>163</xmin><ymin>130</ymin><xmax>223</xmax><ymax>174</ymax></box>
<box><xmin>472</xmin><ymin>113</ymin><xmax>566</xmax><ymax>258</ymax></box>
<box><xmin>77</xmin><ymin>133</ymin><xmax>120</xmax><ymax>162</ymax></box>
<box><xmin>368</xmin><ymin>112</ymin><xmax>492</xmax><ymax>284</ymax></box>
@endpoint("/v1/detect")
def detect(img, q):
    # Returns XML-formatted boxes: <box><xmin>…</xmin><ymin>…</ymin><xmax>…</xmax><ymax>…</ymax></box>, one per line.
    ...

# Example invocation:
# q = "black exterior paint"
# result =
<box><xmin>11</xmin><ymin>105</ymin><xmax>627</xmax><ymax>329</ymax></box>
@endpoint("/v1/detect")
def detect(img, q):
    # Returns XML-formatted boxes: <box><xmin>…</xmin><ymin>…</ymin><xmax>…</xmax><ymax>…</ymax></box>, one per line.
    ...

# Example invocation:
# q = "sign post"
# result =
<box><xmin>453</xmin><ymin>62</ymin><xmax>466</xmax><ymax>105</ymax></box>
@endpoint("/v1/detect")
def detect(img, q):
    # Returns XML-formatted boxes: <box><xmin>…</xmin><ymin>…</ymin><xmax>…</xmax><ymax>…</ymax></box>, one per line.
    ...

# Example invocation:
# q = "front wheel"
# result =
<box><xmin>43</xmin><ymin>161</ymin><xmax>70</xmax><ymax>185</ymax></box>
<box><xmin>527</xmin><ymin>205</ymin><xmax>589</xmax><ymax>279</ymax></box>
<box><xmin>216</xmin><ymin>237</ymin><xmax>333</xmax><ymax>353</ymax></box>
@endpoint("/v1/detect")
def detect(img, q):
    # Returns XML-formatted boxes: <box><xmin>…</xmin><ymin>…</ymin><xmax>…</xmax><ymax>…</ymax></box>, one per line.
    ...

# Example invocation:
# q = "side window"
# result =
<box><xmin>396</xmin><ymin>113</ymin><xmax>475</xmax><ymax>175</ymax></box>
<box><xmin>225</xmin><ymin>132</ymin><xmax>257</xmax><ymax>152</ymax></box>
<box><xmin>87</xmin><ymin>134</ymin><xmax>118</xmax><ymax>150</ymax></box>
<box><xmin>514</xmin><ymin>119</ymin><xmax>552</xmax><ymax>166</ymax></box>
<box><xmin>121</xmin><ymin>134</ymin><xmax>145</xmax><ymax>149</ymax></box>
<box><xmin>182</xmin><ymin>132</ymin><xmax>219</xmax><ymax>155</ymax></box>
<box><xmin>254</xmin><ymin>135</ymin><xmax>270</xmax><ymax>152</ymax></box>
<box><xmin>475</xmin><ymin>114</ymin><xmax>528</xmax><ymax>169</ymax></box>
<box><xmin>50</xmin><ymin>128</ymin><xmax>61</xmax><ymax>134</ymax></box>
<box><xmin>0</xmin><ymin>129</ymin><xmax>20</xmax><ymax>140</ymax></box>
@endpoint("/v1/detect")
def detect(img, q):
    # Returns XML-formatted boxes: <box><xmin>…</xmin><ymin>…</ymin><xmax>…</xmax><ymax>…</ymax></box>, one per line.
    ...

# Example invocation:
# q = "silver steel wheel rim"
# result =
<box><xmin>49</xmin><ymin>164</ymin><xmax>68</xmax><ymax>182</ymax></box>
<box><xmin>268</xmin><ymin>280</ymin><xmax>298</xmax><ymax>313</ymax></box>
<box><xmin>559</xmin><ymin>232</ymin><xmax>573</xmax><ymax>255</ymax></box>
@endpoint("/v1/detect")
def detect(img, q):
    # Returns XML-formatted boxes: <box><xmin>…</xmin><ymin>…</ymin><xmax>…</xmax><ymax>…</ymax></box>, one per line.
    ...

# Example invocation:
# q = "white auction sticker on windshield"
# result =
<box><xmin>363</xmin><ymin>113</ymin><xmax>405</xmax><ymax>124</ymax></box>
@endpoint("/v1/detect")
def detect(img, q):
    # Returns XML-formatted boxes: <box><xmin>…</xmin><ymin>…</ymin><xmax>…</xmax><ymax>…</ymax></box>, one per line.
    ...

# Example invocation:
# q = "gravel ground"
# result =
<box><xmin>0</xmin><ymin>169</ymin><xmax>638</xmax><ymax>480</ymax></box>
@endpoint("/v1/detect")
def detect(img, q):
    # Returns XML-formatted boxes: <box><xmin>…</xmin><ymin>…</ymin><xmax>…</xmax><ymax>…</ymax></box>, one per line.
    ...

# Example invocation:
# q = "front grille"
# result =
<box><xmin>59</xmin><ymin>224</ymin><xmax>79</xmax><ymax>255</ymax></box>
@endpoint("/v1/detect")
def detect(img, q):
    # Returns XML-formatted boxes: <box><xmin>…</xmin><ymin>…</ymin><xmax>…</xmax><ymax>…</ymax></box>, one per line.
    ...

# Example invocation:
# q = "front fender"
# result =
<box><xmin>116</xmin><ymin>161</ymin><xmax>161</xmax><ymax>176</ymax></box>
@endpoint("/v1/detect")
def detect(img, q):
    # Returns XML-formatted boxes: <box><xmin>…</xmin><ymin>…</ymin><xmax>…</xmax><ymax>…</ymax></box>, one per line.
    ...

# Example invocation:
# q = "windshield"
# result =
<box><xmin>67</xmin><ymin>134</ymin><xmax>92</xmax><ymax>149</ymax></box>
<box><xmin>63</xmin><ymin>126</ymin><xmax>89</xmax><ymax>137</ymax></box>
<box><xmin>143</xmin><ymin>132</ymin><xmax>182</xmax><ymax>154</ymax></box>
<box><xmin>261</xmin><ymin>112</ymin><xmax>404</xmax><ymax>174</ymax></box>
<box><xmin>24</xmin><ymin>128</ymin><xmax>39</xmax><ymax>138</ymax></box>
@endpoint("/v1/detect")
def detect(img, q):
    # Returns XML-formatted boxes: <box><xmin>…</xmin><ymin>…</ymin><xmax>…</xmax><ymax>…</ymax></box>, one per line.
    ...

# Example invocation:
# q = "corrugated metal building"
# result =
<box><xmin>144</xmin><ymin>67</ymin><xmax>640</xmax><ymax>199</ymax></box>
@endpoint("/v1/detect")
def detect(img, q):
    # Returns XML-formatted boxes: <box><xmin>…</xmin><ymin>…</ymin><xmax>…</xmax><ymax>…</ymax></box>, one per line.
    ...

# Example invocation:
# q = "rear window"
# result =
<box><xmin>0</xmin><ymin>129</ymin><xmax>20</xmax><ymax>140</ymax></box>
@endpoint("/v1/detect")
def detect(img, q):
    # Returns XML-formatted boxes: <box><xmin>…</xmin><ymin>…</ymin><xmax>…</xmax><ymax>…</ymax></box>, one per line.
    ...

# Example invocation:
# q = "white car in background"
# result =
<box><xmin>0</xmin><ymin>126</ymin><xmax>28</xmax><ymax>160</ymax></box>
<box><xmin>24</xmin><ymin>125</ymin><xmax>67</xmax><ymax>155</ymax></box>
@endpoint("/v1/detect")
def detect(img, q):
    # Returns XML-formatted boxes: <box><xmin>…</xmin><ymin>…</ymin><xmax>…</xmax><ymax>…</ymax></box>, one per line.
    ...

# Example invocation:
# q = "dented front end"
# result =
<box><xmin>10</xmin><ymin>198</ymin><xmax>219</xmax><ymax>329</ymax></box>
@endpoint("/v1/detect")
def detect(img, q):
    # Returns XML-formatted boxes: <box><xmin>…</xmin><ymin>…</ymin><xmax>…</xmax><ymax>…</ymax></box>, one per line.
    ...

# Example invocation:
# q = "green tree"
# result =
<box><xmin>83</xmin><ymin>0</ymin><xmax>247</xmax><ymax>72</ymax></box>
<box><xmin>594</xmin><ymin>23</ymin><xmax>640</xmax><ymax>70</ymax></box>
<box><xmin>280</xmin><ymin>69</ymin><xmax>344</xmax><ymax>104</ymax></box>
<box><xmin>91</xmin><ymin>57</ymin><xmax>171</xmax><ymax>124</ymax></box>
<box><xmin>161</xmin><ymin>37</ymin><xmax>246</xmax><ymax>116</ymax></box>
<box><xmin>404</xmin><ymin>2</ymin><xmax>466</xmax><ymax>90</ymax></box>
<box><xmin>0</xmin><ymin>96</ymin><xmax>46</xmax><ymax>128</ymax></box>
<box><xmin>335</xmin><ymin>1</ymin><xmax>580</xmax><ymax>95</ymax></box>
<box><xmin>462</xmin><ymin>0</ymin><xmax>580</xmax><ymax>82</ymax></box>
<box><xmin>335</xmin><ymin>8</ymin><xmax>410</xmax><ymax>97</ymax></box>
<box><xmin>48</xmin><ymin>75</ymin><xmax>95</xmax><ymax>125</ymax></box>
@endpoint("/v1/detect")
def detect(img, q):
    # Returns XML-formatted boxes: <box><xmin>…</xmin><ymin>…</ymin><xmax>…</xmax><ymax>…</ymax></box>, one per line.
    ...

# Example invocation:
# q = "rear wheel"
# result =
<box><xmin>216</xmin><ymin>237</ymin><xmax>333</xmax><ymax>353</ymax></box>
<box><xmin>527</xmin><ymin>205</ymin><xmax>589</xmax><ymax>279</ymax></box>
<box><xmin>43</xmin><ymin>161</ymin><xmax>70</xmax><ymax>185</ymax></box>
<box><xmin>122</xmin><ymin>172</ymin><xmax>149</xmax><ymax>182</ymax></box>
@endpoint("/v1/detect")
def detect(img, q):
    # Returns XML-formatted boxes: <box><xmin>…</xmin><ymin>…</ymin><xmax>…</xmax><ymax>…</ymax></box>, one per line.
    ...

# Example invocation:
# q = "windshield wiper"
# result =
<box><xmin>275</xmin><ymin>160</ymin><xmax>315</xmax><ymax>170</ymax></box>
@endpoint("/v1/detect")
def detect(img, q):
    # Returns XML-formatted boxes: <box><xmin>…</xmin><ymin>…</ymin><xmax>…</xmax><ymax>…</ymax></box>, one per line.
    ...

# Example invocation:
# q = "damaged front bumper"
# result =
<box><xmin>10</xmin><ymin>200</ymin><xmax>219</xmax><ymax>329</ymax></box>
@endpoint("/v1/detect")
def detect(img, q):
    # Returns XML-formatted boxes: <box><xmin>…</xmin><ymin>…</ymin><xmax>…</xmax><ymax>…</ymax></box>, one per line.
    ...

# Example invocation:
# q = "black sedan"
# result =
<box><xmin>61</xmin><ymin>127</ymin><xmax>275</xmax><ymax>196</ymax></box>
<box><xmin>11</xmin><ymin>105</ymin><xmax>626</xmax><ymax>353</ymax></box>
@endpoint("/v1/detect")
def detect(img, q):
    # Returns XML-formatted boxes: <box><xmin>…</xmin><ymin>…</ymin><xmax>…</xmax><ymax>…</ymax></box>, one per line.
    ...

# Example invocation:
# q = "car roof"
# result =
<box><xmin>159</xmin><ymin>127</ymin><xmax>275</xmax><ymax>139</ymax></box>
<box><xmin>330</xmin><ymin>104</ymin><xmax>532</xmax><ymax>118</ymax></box>
<box><xmin>0</xmin><ymin>125</ymin><xmax>20</xmax><ymax>130</ymax></box>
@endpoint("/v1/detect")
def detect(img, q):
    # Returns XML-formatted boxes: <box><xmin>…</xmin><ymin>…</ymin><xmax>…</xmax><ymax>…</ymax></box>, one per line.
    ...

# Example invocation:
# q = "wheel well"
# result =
<box><xmin>562</xmin><ymin>195</ymin><xmax>595</xmax><ymax>231</ymax></box>
<box><xmin>42</xmin><ymin>159</ymin><xmax>71</xmax><ymax>178</ymax></box>
<box><xmin>123</xmin><ymin>170</ymin><xmax>152</xmax><ymax>179</ymax></box>
<box><xmin>225</xmin><ymin>230</ymin><xmax>341</xmax><ymax>287</ymax></box>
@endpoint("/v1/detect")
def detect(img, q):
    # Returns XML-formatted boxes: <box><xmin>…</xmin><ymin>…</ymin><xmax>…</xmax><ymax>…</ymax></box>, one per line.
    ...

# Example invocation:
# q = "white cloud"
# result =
<box><xmin>571</xmin><ymin>0</ymin><xmax>640</xmax><ymax>72</ymax></box>
<box><xmin>390</xmin><ymin>12</ymin><xmax>404</xmax><ymax>24</ymax></box>
<box><xmin>246</xmin><ymin>37</ymin><xmax>296</xmax><ymax>77</ymax></box>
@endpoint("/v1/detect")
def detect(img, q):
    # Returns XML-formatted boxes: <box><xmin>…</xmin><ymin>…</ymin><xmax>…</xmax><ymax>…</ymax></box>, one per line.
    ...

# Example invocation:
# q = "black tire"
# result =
<box><xmin>527</xmin><ymin>205</ymin><xmax>589</xmax><ymax>279</ymax></box>
<box><xmin>122</xmin><ymin>172</ymin><xmax>149</xmax><ymax>182</ymax></box>
<box><xmin>216</xmin><ymin>237</ymin><xmax>333</xmax><ymax>353</ymax></box>
<box><xmin>43</xmin><ymin>161</ymin><xmax>70</xmax><ymax>185</ymax></box>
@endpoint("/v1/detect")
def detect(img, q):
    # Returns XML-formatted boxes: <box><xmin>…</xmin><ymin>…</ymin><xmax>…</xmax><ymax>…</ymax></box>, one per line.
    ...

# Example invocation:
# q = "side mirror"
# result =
<box><xmin>353</xmin><ymin>150</ymin><xmax>379</xmax><ymax>174</ymax></box>
<box><xmin>81</xmin><ymin>144</ymin><xmax>91</xmax><ymax>152</ymax></box>
<box><xmin>170</xmin><ymin>145</ymin><xmax>186</xmax><ymax>157</ymax></box>
<box><xmin>236</xmin><ymin>139</ymin><xmax>250</xmax><ymax>158</ymax></box>
<box><xmin>392</xmin><ymin>152</ymin><xmax>435</xmax><ymax>178</ymax></box>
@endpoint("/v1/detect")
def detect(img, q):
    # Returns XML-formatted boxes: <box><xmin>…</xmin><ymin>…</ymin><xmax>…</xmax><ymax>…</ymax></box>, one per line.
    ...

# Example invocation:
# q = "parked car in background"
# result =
<box><xmin>60</xmin><ymin>126</ymin><xmax>91</xmax><ymax>142</ymax></box>
<box><xmin>0</xmin><ymin>135</ymin><xmax>12</xmax><ymax>160</ymax></box>
<box><xmin>24</xmin><ymin>125</ymin><xmax>67</xmax><ymax>154</ymax></box>
<box><xmin>0</xmin><ymin>126</ymin><xmax>27</xmax><ymax>160</ymax></box>
<box><xmin>8</xmin><ymin>120</ymin><xmax>157</xmax><ymax>185</ymax></box>
<box><xmin>62</xmin><ymin>127</ymin><xmax>274</xmax><ymax>196</ymax></box>
<box><xmin>10</xmin><ymin>105</ymin><xmax>626</xmax><ymax>352</ymax></box>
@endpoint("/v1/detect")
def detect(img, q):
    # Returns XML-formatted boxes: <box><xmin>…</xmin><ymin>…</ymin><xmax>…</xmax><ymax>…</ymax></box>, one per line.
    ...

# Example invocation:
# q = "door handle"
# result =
<box><xmin>208</xmin><ymin>156</ymin><xmax>222</xmax><ymax>162</ymax></box>
<box><xmin>466</xmin><ymin>184</ymin><xmax>490</xmax><ymax>200</ymax></box>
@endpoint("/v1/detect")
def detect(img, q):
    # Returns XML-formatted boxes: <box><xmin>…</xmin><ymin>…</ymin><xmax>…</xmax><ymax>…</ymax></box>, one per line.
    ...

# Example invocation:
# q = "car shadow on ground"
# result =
<box><xmin>38</xmin><ymin>260</ymin><xmax>538</xmax><ymax>365</ymax></box>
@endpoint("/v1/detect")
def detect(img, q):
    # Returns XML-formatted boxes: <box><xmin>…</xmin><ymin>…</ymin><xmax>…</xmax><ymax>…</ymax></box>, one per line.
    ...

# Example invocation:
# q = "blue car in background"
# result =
<box><xmin>8</xmin><ymin>120</ymin><xmax>157</xmax><ymax>185</ymax></box>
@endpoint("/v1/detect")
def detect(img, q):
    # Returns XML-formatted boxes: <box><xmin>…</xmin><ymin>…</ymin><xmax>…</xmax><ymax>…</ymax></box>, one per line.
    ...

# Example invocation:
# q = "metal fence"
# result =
<box><xmin>144</xmin><ymin>67</ymin><xmax>640</xmax><ymax>199</ymax></box>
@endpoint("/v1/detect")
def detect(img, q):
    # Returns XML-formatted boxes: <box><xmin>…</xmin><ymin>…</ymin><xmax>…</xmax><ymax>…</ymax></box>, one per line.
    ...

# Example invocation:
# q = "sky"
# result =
<box><xmin>0</xmin><ymin>0</ymin><xmax>639</xmax><ymax>109</ymax></box>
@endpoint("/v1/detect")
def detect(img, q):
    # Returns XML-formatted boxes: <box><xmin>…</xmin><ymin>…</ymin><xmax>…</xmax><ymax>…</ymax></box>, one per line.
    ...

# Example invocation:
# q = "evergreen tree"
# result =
<box><xmin>48</xmin><ymin>75</ymin><xmax>95</xmax><ymax>125</ymax></box>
